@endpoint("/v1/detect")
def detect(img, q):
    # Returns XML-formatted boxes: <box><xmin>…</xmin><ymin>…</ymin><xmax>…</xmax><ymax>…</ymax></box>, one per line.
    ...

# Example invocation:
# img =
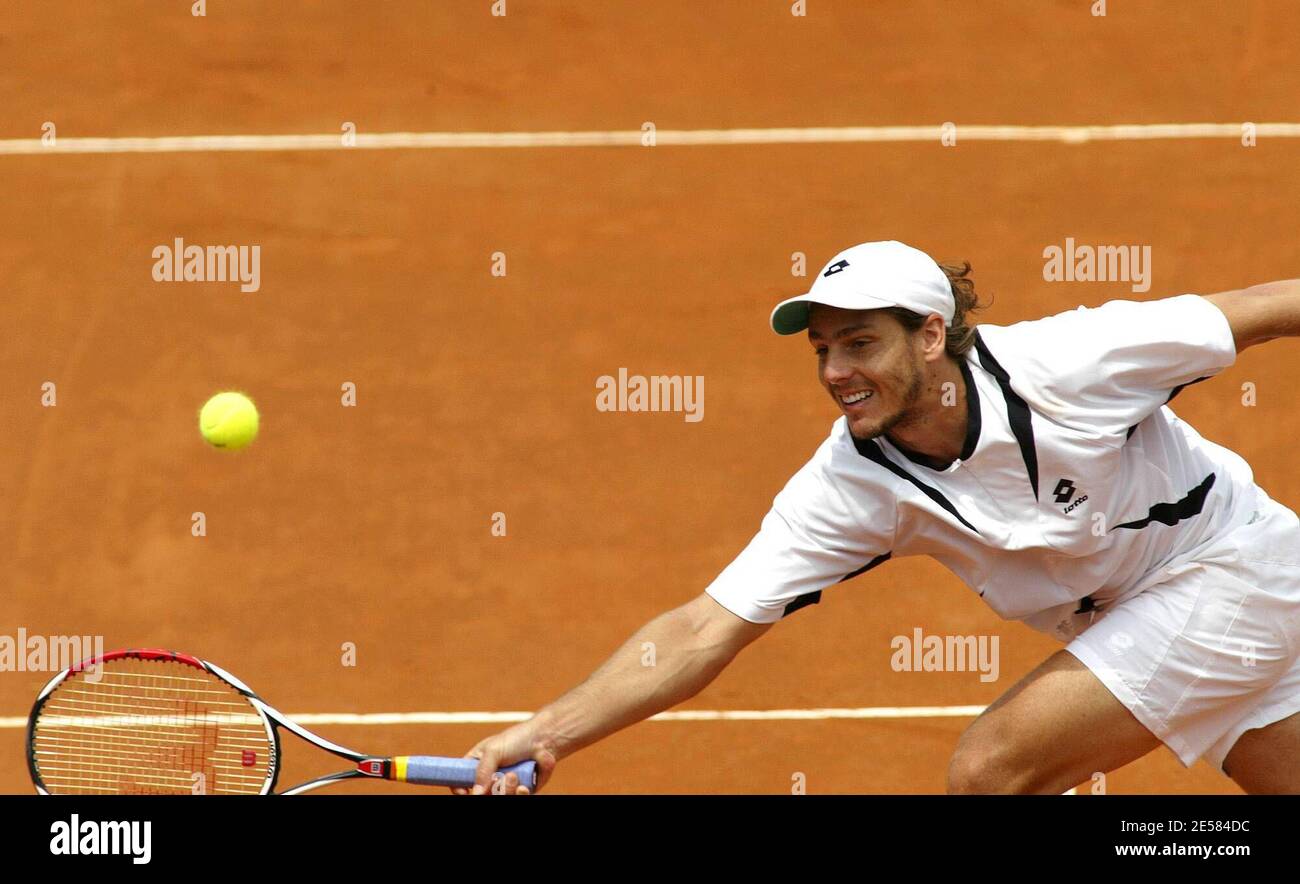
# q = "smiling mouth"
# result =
<box><xmin>838</xmin><ymin>390</ymin><xmax>874</xmax><ymax>407</ymax></box>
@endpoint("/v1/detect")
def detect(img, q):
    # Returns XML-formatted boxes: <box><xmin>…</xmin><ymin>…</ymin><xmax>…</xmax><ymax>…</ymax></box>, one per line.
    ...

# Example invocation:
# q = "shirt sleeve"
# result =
<box><xmin>705</xmin><ymin>434</ymin><xmax>895</xmax><ymax>624</ymax></box>
<box><xmin>975</xmin><ymin>295</ymin><xmax>1237</xmax><ymax>435</ymax></box>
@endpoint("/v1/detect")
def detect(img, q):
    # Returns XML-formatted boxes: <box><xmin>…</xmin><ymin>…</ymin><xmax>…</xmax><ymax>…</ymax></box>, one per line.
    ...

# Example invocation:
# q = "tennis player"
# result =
<box><xmin>463</xmin><ymin>241</ymin><xmax>1300</xmax><ymax>795</ymax></box>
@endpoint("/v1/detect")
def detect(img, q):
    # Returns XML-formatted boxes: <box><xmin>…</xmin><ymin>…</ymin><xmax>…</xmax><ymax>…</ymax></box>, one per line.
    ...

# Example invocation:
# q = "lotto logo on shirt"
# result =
<box><xmin>1053</xmin><ymin>478</ymin><xmax>1088</xmax><ymax>514</ymax></box>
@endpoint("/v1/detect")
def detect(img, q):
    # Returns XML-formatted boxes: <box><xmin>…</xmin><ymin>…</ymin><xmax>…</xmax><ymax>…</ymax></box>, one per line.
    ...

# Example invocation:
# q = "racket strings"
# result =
<box><xmin>31</xmin><ymin>658</ymin><xmax>275</xmax><ymax>795</ymax></box>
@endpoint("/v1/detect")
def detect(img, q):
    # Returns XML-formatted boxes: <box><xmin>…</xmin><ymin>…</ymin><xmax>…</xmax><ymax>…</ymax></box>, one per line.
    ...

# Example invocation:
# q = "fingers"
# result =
<box><xmin>533</xmin><ymin>746</ymin><xmax>559</xmax><ymax>793</ymax></box>
<box><xmin>478</xmin><ymin>772</ymin><xmax>527</xmax><ymax>795</ymax></box>
<box><xmin>454</xmin><ymin>729</ymin><xmax>547</xmax><ymax>795</ymax></box>
<box><xmin>472</xmin><ymin>745</ymin><xmax>501</xmax><ymax>795</ymax></box>
<box><xmin>474</xmin><ymin>763</ymin><xmax>534</xmax><ymax>795</ymax></box>
<box><xmin>450</xmin><ymin>742</ymin><xmax>488</xmax><ymax>795</ymax></box>
<box><xmin>470</xmin><ymin>748</ymin><xmax>493</xmax><ymax>795</ymax></box>
<box><xmin>490</xmin><ymin>772</ymin><xmax>520</xmax><ymax>795</ymax></box>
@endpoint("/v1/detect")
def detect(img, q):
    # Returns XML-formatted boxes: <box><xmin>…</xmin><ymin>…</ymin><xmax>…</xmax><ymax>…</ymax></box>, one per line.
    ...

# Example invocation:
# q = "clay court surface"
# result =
<box><xmin>3</xmin><ymin>1</ymin><xmax>1299</xmax><ymax>794</ymax></box>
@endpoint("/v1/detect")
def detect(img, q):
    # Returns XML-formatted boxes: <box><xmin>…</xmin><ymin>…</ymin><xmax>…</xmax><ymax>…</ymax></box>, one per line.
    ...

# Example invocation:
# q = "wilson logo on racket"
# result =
<box><xmin>27</xmin><ymin>648</ymin><xmax>537</xmax><ymax>795</ymax></box>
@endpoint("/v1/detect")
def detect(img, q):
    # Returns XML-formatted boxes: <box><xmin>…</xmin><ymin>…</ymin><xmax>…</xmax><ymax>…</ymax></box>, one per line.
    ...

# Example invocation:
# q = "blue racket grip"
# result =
<box><xmin>394</xmin><ymin>756</ymin><xmax>538</xmax><ymax>791</ymax></box>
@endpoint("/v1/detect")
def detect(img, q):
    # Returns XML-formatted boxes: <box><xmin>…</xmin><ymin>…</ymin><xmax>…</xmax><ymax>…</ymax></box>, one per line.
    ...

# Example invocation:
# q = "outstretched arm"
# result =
<box><xmin>1205</xmin><ymin>280</ymin><xmax>1300</xmax><ymax>352</ymax></box>
<box><xmin>460</xmin><ymin>591</ymin><xmax>771</xmax><ymax>793</ymax></box>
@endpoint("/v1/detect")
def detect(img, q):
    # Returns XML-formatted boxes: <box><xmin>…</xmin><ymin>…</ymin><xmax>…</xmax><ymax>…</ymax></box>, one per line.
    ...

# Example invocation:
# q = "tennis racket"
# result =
<box><xmin>27</xmin><ymin>648</ymin><xmax>537</xmax><ymax>795</ymax></box>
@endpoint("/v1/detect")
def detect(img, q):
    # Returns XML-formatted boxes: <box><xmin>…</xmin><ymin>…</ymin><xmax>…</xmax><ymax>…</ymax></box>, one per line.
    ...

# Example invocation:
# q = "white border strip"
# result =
<box><xmin>0</xmin><ymin>123</ymin><xmax>1295</xmax><ymax>156</ymax></box>
<box><xmin>0</xmin><ymin>704</ymin><xmax>986</xmax><ymax>729</ymax></box>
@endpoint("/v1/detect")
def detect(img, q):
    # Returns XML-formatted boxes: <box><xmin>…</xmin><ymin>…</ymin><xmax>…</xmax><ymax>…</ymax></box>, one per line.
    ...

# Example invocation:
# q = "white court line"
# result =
<box><xmin>0</xmin><ymin>704</ymin><xmax>987</xmax><ymax>729</ymax></box>
<box><xmin>0</xmin><ymin>123</ymin><xmax>1296</xmax><ymax>155</ymax></box>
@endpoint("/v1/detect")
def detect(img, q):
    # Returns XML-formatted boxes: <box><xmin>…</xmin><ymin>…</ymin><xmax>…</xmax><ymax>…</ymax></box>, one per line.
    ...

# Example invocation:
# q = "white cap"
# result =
<box><xmin>770</xmin><ymin>241</ymin><xmax>955</xmax><ymax>335</ymax></box>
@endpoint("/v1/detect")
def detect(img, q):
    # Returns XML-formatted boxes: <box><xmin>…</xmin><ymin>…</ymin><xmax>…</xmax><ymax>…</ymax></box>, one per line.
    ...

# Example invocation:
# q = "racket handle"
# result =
<box><xmin>393</xmin><ymin>756</ymin><xmax>538</xmax><ymax>791</ymax></box>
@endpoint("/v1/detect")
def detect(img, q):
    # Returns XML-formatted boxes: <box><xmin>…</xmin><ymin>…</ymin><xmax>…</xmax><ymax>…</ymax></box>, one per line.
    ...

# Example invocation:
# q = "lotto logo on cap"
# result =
<box><xmin>770</xmin><ymin>241</ymin><xmax>956</xmax><ymax>335</ymax></box>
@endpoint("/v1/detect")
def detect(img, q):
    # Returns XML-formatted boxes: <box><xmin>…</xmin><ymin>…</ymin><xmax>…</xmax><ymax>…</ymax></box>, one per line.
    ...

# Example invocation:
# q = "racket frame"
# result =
<box><xmin>27</xmin><ymin>648</ymin><xmax>437</xmax><ymax>796</ymax></box>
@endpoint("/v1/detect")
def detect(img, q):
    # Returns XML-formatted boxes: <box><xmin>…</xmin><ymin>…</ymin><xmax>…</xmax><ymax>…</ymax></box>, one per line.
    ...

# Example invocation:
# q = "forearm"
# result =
<box><xmin>1206</xmin><ymin>280</ymin><xmax>1300</xmax><ymax>350</ymax></box>
<box><xmin>527</xmin><ymin>602</ymin><xmax>743</xmax><ymax>761</ymax></box>
<box><xmin>1253</xmin><ymin>279</ymin><xmax>1300</xmax><ymax>339</ymax></box>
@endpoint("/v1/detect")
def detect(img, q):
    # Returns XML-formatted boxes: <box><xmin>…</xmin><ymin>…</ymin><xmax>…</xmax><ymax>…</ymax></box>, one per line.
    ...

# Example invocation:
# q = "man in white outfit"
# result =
<box><xmin>463</xmin><ymin>241</ymin><xmax>1300</xmax><ymax>794</ymax></box>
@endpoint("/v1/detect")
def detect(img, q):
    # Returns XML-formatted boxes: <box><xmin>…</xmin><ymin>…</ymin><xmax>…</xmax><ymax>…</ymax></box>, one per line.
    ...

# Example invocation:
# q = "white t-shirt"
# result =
<box><xmin>706</xmin><ymin>295</ymin><xmax>1254</xmax><ymax>640</ymax></box>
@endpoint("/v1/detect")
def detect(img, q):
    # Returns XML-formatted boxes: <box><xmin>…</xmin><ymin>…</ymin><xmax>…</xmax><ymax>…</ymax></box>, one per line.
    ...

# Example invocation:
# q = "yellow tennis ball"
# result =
<box><xmin>199</xmin><ymin>391</ymin><xmax>260</xmax><ymax>451</ymax></box>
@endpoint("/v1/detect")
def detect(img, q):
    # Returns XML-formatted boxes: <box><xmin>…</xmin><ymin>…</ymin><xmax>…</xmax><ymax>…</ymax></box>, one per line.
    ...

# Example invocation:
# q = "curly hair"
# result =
<box><xmin>884</xmin><ymin>260</ymin><xmax>988</xmax><ymax>357</ymax></box>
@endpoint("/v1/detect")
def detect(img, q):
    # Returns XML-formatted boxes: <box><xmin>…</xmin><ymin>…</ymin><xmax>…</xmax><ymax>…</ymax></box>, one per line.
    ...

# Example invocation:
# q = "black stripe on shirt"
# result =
<box><xmin>888</xmin><ymin>359</ymin><xmax>982</xmax><ymax>468</ymax></box>
<box><xmin>781</xmin><ymin>552</ymin><xmax>893</xmax><ymax>617</ymax></box>
<box><xmin>1167</xmin><ymin>375</ymin><xmax>1212</xmax><ymax>404</ymax></box>
<box><xmin>972</xmin><ymin>330</ymin><xmax>1040</xmax><ymax>496</ymax></box>
<box><xmin>1112</xmin><ymin>472</ymin><xmax>1216</xmax><ymax>531</ymax></box>
<box><xmin>853</xmin><ymin>437</ymin><xmax>981</xmax><ymax>535</ymax></box>
<box><xmin>782</xmin><ymin>591</ymin><xmax>822</xmax><ymax>617</ymax></box>
<box><xmin>957</xmin><ymin>357</ymin><xmax>983</xmax><ymax>462</ymax></box>
<box><xmin>1127</xmin><ymin>376</ymin><xmax>1214</xmax><ymax>439</ymax></box>
<box><xmin>839</xmin><ymin>551</ymin><xmax>893</xmax><ymax>583</ymax></box>
<box><xmin>973</xmin><ymin>331</ymin><xmax>1040</xmax><ymax>500</ymax></box>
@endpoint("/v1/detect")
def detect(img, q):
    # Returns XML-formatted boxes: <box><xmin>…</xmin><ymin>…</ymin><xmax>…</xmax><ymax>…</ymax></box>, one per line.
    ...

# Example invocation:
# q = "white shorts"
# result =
<box><xmin>1066</xmin><ymin>492</ymin><xmax>1300</xmax><ymax>772</ymax></box>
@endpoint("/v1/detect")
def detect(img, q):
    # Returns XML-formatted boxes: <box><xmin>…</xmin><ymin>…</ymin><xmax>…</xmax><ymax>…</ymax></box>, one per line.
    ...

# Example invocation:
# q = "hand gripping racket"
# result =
<box><xmin>26</xmin><ymin>648</ymin><xmax>536</xmax><ymax>795</ymax></box>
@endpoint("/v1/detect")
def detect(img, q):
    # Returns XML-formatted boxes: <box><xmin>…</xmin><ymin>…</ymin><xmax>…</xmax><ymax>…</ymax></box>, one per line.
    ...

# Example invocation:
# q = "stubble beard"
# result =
<box><xmin>846</xmin><ymin>356</ymin><xmax>926</xmax><ymax>442</ymax></box>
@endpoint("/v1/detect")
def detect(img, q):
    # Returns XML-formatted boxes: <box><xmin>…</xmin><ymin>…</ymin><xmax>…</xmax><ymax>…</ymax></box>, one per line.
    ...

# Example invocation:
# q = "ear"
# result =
<box><xmin>919</xmin><ymin>314</ymin><xmax>948</xmax><ymax>363</ymax></box>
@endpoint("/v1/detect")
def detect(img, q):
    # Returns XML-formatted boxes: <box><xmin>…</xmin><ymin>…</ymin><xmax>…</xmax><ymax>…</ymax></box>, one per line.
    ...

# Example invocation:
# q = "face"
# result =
<box><xmin>807</xmin><ymin>305</ymin><xmax>928</xmax><ymax>440</ymax></box>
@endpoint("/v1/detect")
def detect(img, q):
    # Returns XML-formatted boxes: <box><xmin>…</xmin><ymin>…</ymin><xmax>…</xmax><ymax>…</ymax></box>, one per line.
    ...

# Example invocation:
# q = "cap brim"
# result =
<box><xmin>770</xmin><ymin>296</ymin><xmax>813</xmax><ymax>335</ymax></box>
<box><xmin>769</xmin><ymin>291</ymin><xmax>898</xmax><ymax>335</ymax></box>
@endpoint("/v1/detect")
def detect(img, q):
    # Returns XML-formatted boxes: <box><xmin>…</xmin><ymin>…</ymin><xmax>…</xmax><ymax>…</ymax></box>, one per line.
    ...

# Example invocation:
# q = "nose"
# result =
<box><xmin>822</xmin><ymin>351</ymin><xmax>855</xmax><ymax>387</ymax></box>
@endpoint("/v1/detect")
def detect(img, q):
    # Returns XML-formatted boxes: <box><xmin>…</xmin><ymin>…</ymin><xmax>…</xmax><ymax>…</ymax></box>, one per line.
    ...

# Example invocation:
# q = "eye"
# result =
<box><xmin>851</xmin><ymin>339</ymin><xmax>871</xmax><ymax>350</ymax></box>
<box><xmin>813</xmin><ymin>346</ymin><xmax>827</xmax><ymax>357</ymax></box>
